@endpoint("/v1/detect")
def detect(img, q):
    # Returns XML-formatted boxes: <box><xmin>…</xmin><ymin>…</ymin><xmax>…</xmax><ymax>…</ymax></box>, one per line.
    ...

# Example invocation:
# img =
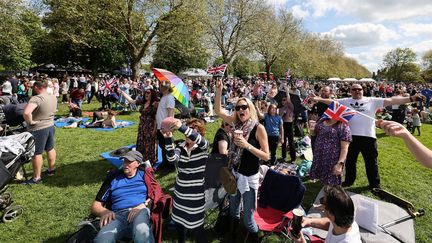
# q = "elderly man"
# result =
<box><xmin>313</xmin><ymin>83</ymin><xmax>424</xmax><ymax>191</ymax></box>
<box><xmin>92</xmin><ymin>150</ymin><xmax>154</xmax><ymax>243</ymax></box>
<box><xmin>22</xmin><ymin>81</ymin><xmax>57</xmax><ymax>184</ymax></box>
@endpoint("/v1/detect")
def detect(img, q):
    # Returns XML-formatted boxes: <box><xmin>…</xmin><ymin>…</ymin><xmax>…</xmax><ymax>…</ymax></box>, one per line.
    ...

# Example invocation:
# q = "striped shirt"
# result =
<box><xmin>165</xmin><ymin>125</ymin><xmax>209</xmax><ymax>229</ymax></box>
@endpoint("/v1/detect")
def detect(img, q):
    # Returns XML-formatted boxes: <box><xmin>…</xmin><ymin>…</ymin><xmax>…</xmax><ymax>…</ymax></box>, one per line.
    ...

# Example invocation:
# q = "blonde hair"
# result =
<box><xmin>231</xmin><ymin>97</ymin><xmax>259</xmax><ymax>123</ymax></box>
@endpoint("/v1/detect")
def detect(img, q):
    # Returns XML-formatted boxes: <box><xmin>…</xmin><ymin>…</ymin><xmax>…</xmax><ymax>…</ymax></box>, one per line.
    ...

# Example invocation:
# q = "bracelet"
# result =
<box><xmin>338</xmin><ymin>161</ymin><xmax>345</xmax><ymax>166</ymax></box>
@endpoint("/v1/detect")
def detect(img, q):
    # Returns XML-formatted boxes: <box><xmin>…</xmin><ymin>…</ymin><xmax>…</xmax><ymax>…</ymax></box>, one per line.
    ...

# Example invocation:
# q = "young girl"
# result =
<box><xmin>411</xmin><ymin>108</ymin><xmax>421</xmax><ymax>136</ymax></box>
<box><xmin>264</xmin><ymin>104</ymin><xmax>284</xmax><ymax>165</ymax></box>
<box><xmin>163</xmin><ymin>118</ymin><xmax>209</xmax><ymax>243</ymax></box>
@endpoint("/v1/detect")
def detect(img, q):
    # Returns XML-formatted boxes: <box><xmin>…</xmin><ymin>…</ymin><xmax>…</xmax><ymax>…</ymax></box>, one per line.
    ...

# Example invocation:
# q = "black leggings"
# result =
<box><xmin>176</xmin><ymin>224</ymin><xmax>208</xmax><ymax>243</ymax></box>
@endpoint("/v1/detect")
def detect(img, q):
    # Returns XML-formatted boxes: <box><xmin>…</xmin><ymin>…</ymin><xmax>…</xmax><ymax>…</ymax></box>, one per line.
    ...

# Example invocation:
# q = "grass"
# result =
<box><xmin>0</xmin><ymin>101</ymin><xmax>431</xmax><ymax>242</ymax></box>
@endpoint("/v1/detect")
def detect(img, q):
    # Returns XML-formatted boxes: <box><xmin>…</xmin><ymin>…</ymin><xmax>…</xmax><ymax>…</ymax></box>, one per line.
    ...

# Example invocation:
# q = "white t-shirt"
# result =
<box><xmin>325</xmin><ymin>222</ymin><xmax>362</xmax><ymax>243</ymax></box>
<box><xmin>156</xmin><ymin>94</ymin><xmax>175</xmax><ymax>129</ymax></box>
<box><xmin>338</xmin><ymin>97</ymin><xmax>384</xmax><ymax>138</ymax></box>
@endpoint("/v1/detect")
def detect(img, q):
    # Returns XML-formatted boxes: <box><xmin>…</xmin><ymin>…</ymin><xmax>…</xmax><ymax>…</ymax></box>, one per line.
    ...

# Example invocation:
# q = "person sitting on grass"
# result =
<box><xmin>85</xmin><ymin>110</ymin><xmax>117</xmax><ymax>128</ymax></box>
<box><xmin>91</xmin><ymin>151</ymin><xmax>155</xmax><ymax>243</ymax></box>
<box><xmin>291</xmin><ymin>185</ymin><xmax>361</xmax><ymax>243</ymax></box>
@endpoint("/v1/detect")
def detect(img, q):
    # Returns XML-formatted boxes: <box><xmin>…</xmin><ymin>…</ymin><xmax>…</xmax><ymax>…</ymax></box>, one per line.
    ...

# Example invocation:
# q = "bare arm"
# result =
<box><xmin>167</xmin><ymin>108</ymin><xmax>174</xmax><ymax>118</ymax></box>
<box><xmin>119</xmin><ymin>90</ymin><xmax>136</xmax><ymax>104</ymax></box>
<box><xmin>23</xmin><ymin>102</ymin><xmax>38</xmax><ymax>125</ymax></box>
<box><xmin>302</xmin><ymin>217</ymin><xmax>331</xmax><ymax>231</ymax></box>
<box><xmin>91</xmin><ymin>200</ymin><xmax>115</xmax><ymax>227</ymax></box>
<box><xmin>383</xmin><ymin>93</ymin><xmax>424</xmax><ymax>107</ymax></box>
<box><xmin>250</xmin><ymin>124</ymin><xmax>270</xmax><ymax>161</ymax></box>
<box><xmin>214</xmin><ymin>79</ymin><xmax>235</xmax><ymax>124</ymax></box>
<box><xmin>379</xmin><ymin>120</ymin><xmax>432</xmax><ymax>168</ymax></box>
<box><xmin>311</xmin><ymin>96</ymin><xmax>333</xmax><ymax>105</ymax></box>
<box><xmin>338</xmin><ymin>141</ymin><xmax>350</xmax><ymax>162</ymax></box>
<box><xmin>218</xmin><ymin>140</ymin><xmax>229</xmax><ymax>155</ymax></box>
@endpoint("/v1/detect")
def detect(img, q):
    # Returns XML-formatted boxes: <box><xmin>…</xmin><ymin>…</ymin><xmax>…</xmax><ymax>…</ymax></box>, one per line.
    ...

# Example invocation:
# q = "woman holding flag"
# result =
<box><xmin>308</xmin><ymin>101</ymin><xmax>352</xmax><ymax>186</ymax></box>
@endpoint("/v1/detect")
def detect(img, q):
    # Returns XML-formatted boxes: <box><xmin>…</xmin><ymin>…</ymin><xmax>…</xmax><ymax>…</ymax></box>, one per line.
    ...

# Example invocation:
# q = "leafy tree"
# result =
<box><xmin>205</xmin><ymin>0</ymin><xmax>266</xmax><ymax>65</ymax></box>
<box><xmin>232</xmin><ymin>55</ymin><xmax>260</xmax><ymax>77</ymax></box>
<box><xmin>421</xmin><ymin>50</ymin><xmax>432</xmax><ymax>82</ymax></box>
<box><xmin>382</xmin><ymin>47</ymin><xmax>417</xmax><ymax>82</ymax></box>
<box><xmin>44</xmin><ymin>0</ymin><xmax>190</xmax><ymax>79</ymax></box>
<box><xmin>152</xmin><ymin>6</ymin><xmax>209</xmax><ymax>73</ymax></box>
<box><xmin>0</xmin><ymin>0</ymin><xmax>41</xmax><ymax>70</ymax></box>
<box><xmin>254</xmin><ymin>8</ymin><xmax>301</xmax><ymax>80</ymax></box>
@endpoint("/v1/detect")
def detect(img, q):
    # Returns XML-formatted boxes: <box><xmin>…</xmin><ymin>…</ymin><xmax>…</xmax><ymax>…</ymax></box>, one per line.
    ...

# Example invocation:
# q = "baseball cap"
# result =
<box><xmin>121</xmin><ymin>150</ymin><xmax>144</xmax><ymax>164</ymax></box>
<box><xmin>2</xmin><ymin>81</ymin><xmax>12</xmax><ymax>94</ymax></box>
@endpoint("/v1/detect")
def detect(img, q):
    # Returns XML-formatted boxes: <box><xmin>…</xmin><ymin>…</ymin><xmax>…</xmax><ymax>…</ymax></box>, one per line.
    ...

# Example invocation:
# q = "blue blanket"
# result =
<box><xmin>54</xmin><ymin>117</ymin><xmax>90</xmax><ymax>128</ymax></box>
<box><xmin>79</xmin><ymin>120</ymin><xmax>134</xmax><ymax>131</ymax></box>
<box><xmin>100</xmin><ymin>144</ymin><xmax>163</xmax><ymax>170</ymax></box>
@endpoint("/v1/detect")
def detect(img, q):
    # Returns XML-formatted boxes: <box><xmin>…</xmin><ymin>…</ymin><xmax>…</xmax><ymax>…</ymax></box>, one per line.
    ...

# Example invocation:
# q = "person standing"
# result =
<box><xmin>279</xmin><ymin>89</ymin><xmax>296</xmax><ymax>163</ymax></box>
<box><xmin>163</xmin><ymin>118</ymin><xmax>209</xmax><ymax>243</ymax></box>
<box><xmin>313</xmin><ymin>83</ymin><xmax>424</xmax><ymax>191</ymax></box>
<box><xmin>120</xmin><ymin>88</ymin><xmax>159</xmax><ymax>165</ymax></box>
<box><xmin>22</xmin><ymin>81</ymin><xmax>57</xmax><ymax>184</ymax></box>
<box><xmin>215</xmin><ymin>78</ymin><xmax>270</xmax><ymax>242</ymax></box>
<box><xmin>156</xmin><ymin>83</ymin><xmax>175</xmax><ymax>166</ymax></box>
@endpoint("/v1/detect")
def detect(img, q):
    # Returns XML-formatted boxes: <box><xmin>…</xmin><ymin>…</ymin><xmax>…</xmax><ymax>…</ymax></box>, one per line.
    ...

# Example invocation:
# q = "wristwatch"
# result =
<box><xmin>338</xmin><ymin>161</ymin><xmax>345</xmax><ymax>166</ymax></box>
<box><xmin>409</xmin><ymin>96</ymin><xmax>414</xmax><ymax>102</ymax></box>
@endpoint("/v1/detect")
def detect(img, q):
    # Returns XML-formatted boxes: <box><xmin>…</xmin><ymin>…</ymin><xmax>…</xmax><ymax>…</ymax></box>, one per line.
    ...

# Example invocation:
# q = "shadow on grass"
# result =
<box><xmin>42</xmin><ymin>232</ymin><xmax>71</xmax><ymax>243</ymax></box>
<box><xmin>40</xmin><ymin>159</ymin><xmax>114</xmax><ymax>188</ymax></box>
<box><xmin>346</xmin><ymin>185</ymin><xmax>370</xmax><ymax>194</ymax></box>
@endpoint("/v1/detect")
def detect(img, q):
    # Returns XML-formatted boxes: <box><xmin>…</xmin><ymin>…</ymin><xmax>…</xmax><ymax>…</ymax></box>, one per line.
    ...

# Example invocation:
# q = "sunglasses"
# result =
<box><xmin>224</xmin><ymin>123</ymin><xmax>232</xmax><ymax>127</ymax></box>
<box><xmin>235</xmin><ymin>105</ymin><xmax>249</xmax><ymax>111</ymax></box>
<box><xmin>351</xmin><ymin>88</ymin><xmax>363</xmax><ymax>91</ymax></box>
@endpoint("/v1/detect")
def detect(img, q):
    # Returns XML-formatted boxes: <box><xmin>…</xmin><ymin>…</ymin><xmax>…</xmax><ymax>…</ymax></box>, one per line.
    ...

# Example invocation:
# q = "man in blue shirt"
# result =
<box><xmin>91</xmin><ymin>151</ymin><xmax>153</xmax><ymax>243</ymax></box>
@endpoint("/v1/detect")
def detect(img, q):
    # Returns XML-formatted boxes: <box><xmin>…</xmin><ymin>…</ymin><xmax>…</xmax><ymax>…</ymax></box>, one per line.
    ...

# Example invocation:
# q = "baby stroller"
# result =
<box><xmin>0</xmin><ymin>103</ymin><xmax>27</xmax><ymax>136</ymax></box>
<box><xmin>0</xmin><ymin>132</ymin><xmax>35</xmax><ymax>222</ymax></box>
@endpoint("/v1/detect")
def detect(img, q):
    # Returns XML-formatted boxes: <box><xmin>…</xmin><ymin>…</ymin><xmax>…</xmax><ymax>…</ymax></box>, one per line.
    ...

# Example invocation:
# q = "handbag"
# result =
<box><xmin>219</xmin><ymin>154</ymin><xmax>241</xmax><ymax>195</ymax></box>
<box><xmin>219</xmin><ymin>166</ymin><xmax>237</xmax><ymax>195</ymax></box>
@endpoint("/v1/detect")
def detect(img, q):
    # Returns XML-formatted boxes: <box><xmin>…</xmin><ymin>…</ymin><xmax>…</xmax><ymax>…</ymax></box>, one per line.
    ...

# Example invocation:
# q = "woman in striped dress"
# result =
<box><xmin>163</xmin><ymin>118</ymin><xmax>209</xmax><ymax>243</ymax></box>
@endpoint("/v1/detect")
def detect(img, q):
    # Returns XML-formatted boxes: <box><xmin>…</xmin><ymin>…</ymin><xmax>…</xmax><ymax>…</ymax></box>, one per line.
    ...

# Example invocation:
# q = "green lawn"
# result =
<box><xmin>0</xmin><ymin>101</ymin><xmax>431</xmax><ymax>242</ymax></box>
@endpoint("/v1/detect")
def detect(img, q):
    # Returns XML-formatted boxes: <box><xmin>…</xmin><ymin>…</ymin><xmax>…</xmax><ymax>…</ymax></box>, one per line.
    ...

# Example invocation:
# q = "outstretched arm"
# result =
<box><xmin>378</xmin><ymin>120</ymin><xmax>432</xmax><ymax>168</ymax></box>
<box><xmin>214</xmin><ymin>79</ymin><xmax>235</xmax><ymax>124</ymax></box>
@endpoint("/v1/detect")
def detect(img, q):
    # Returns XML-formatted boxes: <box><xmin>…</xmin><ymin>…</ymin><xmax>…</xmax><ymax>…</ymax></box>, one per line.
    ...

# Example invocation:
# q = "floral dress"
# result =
<box><xmin>136</xmin><ymin>101</ymin><xmax>157</xmax><ymax>164</ymax></box>
<box><xmin>310</xmin><ymin>121</ymin><xmax>352</xmax><ymax>185</ymax></box>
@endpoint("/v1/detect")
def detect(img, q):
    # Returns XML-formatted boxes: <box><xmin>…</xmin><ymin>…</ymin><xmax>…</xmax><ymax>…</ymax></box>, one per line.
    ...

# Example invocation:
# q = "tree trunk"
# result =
<box><xmin>266</xmin><ymin>63</ymin><xmax>271</xmax><ymax>81</ymax></box>
<box><xmin>131</xmin><ymin>58</ymin><xmax>141</xmax><ymax>81</ymax></box>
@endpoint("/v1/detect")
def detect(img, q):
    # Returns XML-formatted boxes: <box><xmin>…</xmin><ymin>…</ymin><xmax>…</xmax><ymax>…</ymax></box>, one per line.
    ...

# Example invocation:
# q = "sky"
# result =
<box><xmin>267</xmin><ymin>0</ymin><xmax>432</xmax><ymax>73</ymax></box>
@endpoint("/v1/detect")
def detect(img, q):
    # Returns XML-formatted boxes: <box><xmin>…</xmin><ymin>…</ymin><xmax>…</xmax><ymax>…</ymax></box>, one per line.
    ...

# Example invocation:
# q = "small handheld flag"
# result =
<box><xmin>322</xmin><ymin>101</ymin><xmax>357</xmax><ymax>124</ymax></box>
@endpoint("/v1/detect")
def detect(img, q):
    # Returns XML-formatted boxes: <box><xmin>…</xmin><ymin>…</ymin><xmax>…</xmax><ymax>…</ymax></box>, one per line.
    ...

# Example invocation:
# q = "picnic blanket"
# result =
<box><xmin>100</xmin><ymin>144</ymin><xmax>163</xmax><ymax>170</ymax></box>
<box><xmin>78</xmin><ymin>120</ymin><xmax>134</xmax><ymax>131</ymax></box>
<box><xmin>54</xmin><ymin>117</ymin><xmax>90</xmax><ymax>128</ymax></box>
<box><xmin>307</xmin><ymin>188</ymin><xmax>415</xmax><ymax>243</ymax></box>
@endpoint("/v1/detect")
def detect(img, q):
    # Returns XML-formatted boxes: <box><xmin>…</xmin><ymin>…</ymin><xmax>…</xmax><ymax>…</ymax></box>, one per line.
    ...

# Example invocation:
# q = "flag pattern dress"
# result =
<box><xmin>165</xmin><ymin>125</ymin><xmax>209</xmax><ymax>229</ymax></box>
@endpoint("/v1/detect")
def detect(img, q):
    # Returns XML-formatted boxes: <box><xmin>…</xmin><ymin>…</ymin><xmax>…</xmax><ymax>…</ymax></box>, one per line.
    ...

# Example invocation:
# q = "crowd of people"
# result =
<box><xmin>1</xmin><ymin>72</ymin><xmax>432</xmax><ymax>242</ymax></box>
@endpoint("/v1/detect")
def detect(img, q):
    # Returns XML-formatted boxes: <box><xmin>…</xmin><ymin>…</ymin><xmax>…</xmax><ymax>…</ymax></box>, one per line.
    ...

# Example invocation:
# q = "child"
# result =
<box><xmin>411</xmin><ymin>108</ymin><xmax>421</xmax><ymax>136</ymax></box>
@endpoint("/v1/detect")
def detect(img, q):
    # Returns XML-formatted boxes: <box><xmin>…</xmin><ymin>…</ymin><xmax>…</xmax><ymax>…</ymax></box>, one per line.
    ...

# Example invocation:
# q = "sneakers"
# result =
<box><xmin>21</xmin><ymin>178</ymin><xmax>42</xmax><ymax>185</ymax></box>
<box><xmin>42</xmin><ymin>168</ymin><xmax>56</xmax><ymax>176</ymax></box>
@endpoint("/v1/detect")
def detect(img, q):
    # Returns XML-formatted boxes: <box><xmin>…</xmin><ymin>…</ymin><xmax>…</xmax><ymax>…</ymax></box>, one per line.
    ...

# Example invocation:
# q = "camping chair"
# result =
<box><xmin>67</xmin><ymin>165</ymin><xmax>172</xmax><ymax>243</ymax></box>
<box><xmin>253</xmin><ymin>169</ymin><xmax>311</xmax><ymax>242</ymax></box>
<box><xmin>203</xmin><ymin>153</ymin><xmax>229</xmax><ymax>229</ymax></box>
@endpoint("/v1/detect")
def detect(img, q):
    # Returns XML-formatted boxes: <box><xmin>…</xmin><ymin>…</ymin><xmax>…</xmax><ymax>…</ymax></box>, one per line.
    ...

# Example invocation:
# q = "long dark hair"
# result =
<box><xmin>143</xmin><ymin>89</ymin><xmax>158</xmax><ymax>104</ymax></box>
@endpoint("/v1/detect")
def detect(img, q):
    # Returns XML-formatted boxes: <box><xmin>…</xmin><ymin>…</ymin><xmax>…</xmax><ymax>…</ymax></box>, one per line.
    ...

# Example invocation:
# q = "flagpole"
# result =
<box><xmin>355</xmin><ymin>110</ymin><xmax>376</xmax><ymax>121</ymax></box>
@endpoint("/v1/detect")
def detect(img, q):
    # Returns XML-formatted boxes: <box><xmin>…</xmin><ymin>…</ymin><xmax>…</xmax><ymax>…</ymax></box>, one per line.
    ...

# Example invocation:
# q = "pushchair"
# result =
<box><xmin>0</xmin><ymin>132</ymin><xmax>35</xmax><ymax>222</ymax></box>
<box><xmin>0</xmin><ymin>103</ymin><xmax>27</xmax><ymax>136</ymax></box>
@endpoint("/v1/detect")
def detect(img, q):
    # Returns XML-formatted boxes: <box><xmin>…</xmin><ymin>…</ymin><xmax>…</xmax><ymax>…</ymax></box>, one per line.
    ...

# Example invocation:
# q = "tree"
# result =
<box><xmin>0</xmin><ymin>0</ymin><xmax>42</xmax><ymax>70</ymax></box>
<box><xmin>254</xmin><ymin>8</ymin><xmax>301</xmax><ymax>80</ymax></box>
<box><xmin>382</xmin><ymin>47</ymin><xmax>417</xmax><ymax>82</ymax></box>
<box><xmin>421</xmin><ymin>50</ymin><xmax>432</xmax><ymax>82</ymax></box>
<box><xmin>205</xmin><ymin>0</ymin><xmax>266</xmax><ymax>65</ymax></box>
<box><xmin>44</xmin><ymin>0</ymin><xmax>189</xmax><ymax>79</ymax></box>
<box><xmin>232</xmin><ymin>55</ymin><xmax>260</xmax><ymax>77</ymax></box>
<box><xmin>152</xmin><ymin>6</ymin><xmax>209</xmax><ymax>73</ymax></box>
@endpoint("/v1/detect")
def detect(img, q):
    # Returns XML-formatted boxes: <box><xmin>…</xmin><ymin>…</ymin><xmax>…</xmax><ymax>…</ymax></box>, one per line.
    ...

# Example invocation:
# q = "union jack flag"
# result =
<box><xmin>322</xmin><ymin>101</ymin><xmax>357</xmax><ymax>124</ymax></box>
<box><xmin>207</xmin><ymin>64</ymin><xmax>227</xmax><ymax>75</ymax></box>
